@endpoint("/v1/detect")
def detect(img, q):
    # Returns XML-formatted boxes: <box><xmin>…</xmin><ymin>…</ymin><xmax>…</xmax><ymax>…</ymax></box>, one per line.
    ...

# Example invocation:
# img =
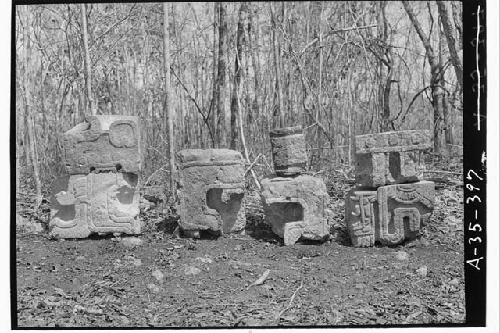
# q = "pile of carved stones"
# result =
<box><xmin>49</xmin><ymin>116</ymin><xmax>141</xmax><ymax>238</ymax></box>
<box><xmin>261</xmin><ymin>126</ymin><xmax>329</xmax><ymax>245</ymax></box>
<box><xmin>49</xmin><ymin>116</ymin><xmax>435</xmax><ymax>248</ymax></box>
<box><xmin>345</xmin><ymin>130</ymin><xmax>435</xmax><ymax>247</ymax></box>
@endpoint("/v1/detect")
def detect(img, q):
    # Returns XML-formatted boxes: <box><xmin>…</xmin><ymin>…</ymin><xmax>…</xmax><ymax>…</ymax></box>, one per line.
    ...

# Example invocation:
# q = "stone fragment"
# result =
<box><xmin>354</xmin><ymin>130</ymin><xmax>432</xmax><ymax>188</ymax></box>
<box><xmin>120</xmin><ymin>237</ymin><xmax>143</xmax><ymax>248</ymax></box>
<box><xmin>184</xmin><ymin>265</ymin><xmax>202</xmax><ymax>276</ymax></box>
<box><xmin>376</xmin><ymin>181</ymin><xmax>435</xmax><ymax>246</ymax></box>
<box><xmin>355</xmin><ymin>130</ymin><xmax>432</xmax><ymax>154</ymax></box>
<box><xmin>269</xmin><ymin>126</ymin><xmax>307</xmax><ymax>176</ymax></box>
<box><xmin>61</xmin><ymin>115</ymin><xmax>141</xmax><ymax>174</ymax></box>
<box><xmin>176</xmin><ymin>149</ymin><xmax>246</xmax><ymax>236</ymax></box>
<box><xmin>49</xmin><ymin>172</ymin><xmax>141</xmax><ymax>239</ymax></box>
<box><xmin>416</xmin><ymin>266</ymin><xmax>428</xmax><ymax>277</ymax></box>
<box><xmin>147</xmin><ymin>283</ymin><xmax>161</xmax><ymax>293</ymax></box>
<box><xmin>345</xmin><ymin>181</ymin><xmax>435</xmax><ymax>247</ymax></box>
<box><xmin>261</xmin><ymin>175</ymin><xmax>329</xmax><ymax>245</ymax></box>
<box><xmin>395</xmin><ymin>251</ymin><xmax>409</xmax><ymax>261</ymax></box>
<box><xmin>345</xmin><ymin>189</ymin><xmax>377</xmax><ymax>247</ymax></box>
<box><xmin>152</xmin><ymin>269</ymin><xmax>164</xmax><ymax>283</ymax></box>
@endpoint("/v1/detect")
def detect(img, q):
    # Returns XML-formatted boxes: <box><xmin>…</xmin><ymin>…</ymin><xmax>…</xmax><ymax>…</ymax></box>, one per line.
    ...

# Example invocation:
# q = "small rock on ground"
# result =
<box><xmin>147</xmin><ymin>283</ymin><xmax>160</xmax><ymax>293</ymax></box>
<box><xmin>395</xmin><ymin>251</ymin><xmax>409</xmax><ymax>261</ymax></box>
<box><xmin>152</xmin><ymin>269</ymin><xmax>164</xmax><ymax>282</ymax></box>
<box><xmin>416</xmin><ymin>266</ymin><xmax>428</xmax><ymax>277</ymax></box>
<box><xmin>120</xmin><ymin>237</ymin><xmax>143</xmax><ymax>248</ymax></box>
<box><xmin>184</xmin><ymin>265</ymin><xmax>201</xmax><ymax>276</ymax></box>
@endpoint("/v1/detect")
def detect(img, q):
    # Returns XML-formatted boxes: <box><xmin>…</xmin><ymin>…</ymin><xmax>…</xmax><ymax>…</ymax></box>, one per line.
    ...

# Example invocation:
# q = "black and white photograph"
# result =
<box><xmin>11</xmin><ymin>0</ymin><xmax>496</xmax><ymax>329</ymax></box>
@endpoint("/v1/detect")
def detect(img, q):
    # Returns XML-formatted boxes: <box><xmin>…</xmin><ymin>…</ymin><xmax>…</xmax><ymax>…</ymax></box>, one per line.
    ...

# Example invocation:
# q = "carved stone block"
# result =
<box><xmin>49</xmin><ymin>172</ymin><xmax>141</xmax><ymax>239</ymax></box>
<box><xmin>61</xmin><ymin>115</ymin><xmax>141</xmax><ymax>174</ymax></box>
<box><xmin>261</xmin><ymin>175</ymin><xmax>329</xmax><ymax>245</ymax></box>
<box><xmin>355</xmin><ymin>151</ymin><xmax>423</xmax><ymax>188</ymax></box>
<box><xmin>354</xmin><ymin>130</ymin><xmax>431</xmax><ymax>187</ymax></box>
<box><xmin>345</xmin><ymin>189</ymin><xmax>377</xmax><ymax>247</ymax></box>
<box><xmin>176</xmin><ymin>149</ymin><xmax>246</xmax><ymax>235</ymax></box>
<box><xmin>355</xmin><ymin>130</ymin><xmax>432</xmax><ymax>154</ymax></box>
<box><xmin>270</xmin><ymin>126</ymin><xmax>308</xmax><ymax>177</ymax></box>
<box><xmin>376</xmin><ymin>180</ymin><xmax>435</xmax><ymax>245</ymax></box>
<box><xmin>345</xmin><ymin>181</ymin><xmax>435</xmax><ymax>247</ymax></box>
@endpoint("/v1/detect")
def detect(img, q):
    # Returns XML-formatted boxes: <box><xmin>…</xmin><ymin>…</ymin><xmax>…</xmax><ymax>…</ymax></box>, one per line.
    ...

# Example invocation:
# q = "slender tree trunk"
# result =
<box><xmin>230</xmin><ymin>3</ymin><xmax>247</xmax><ymax>150</ymax></box>
<box><xmin>270</xmin><ymin>3</ymin><xmax>284</xmax><ymax>128</ymax></box>
<box><xmin>402</xmin><ymin>1</ymin><xmax>444</xmax><ymax>154</ymax></box>
<box><xmin>23</xmin><ymin>6</ymin><xmax>42</xmax><ymax>208</ymax></box>
<box><xmin>438</xmin><ymin>12</ymin><xmax>453</xmax><ymax>151</ymax></box>
<box><xmin>436</xmin><ymin>0</ymin><xmax>463</xmax><ymax>92</ymax></box>
<box><xmin>214</xmin><ymin>3</ymin><xmax>228</xmax><ymax>147</ymax></box>
<box><xmin>248</xmin><ymin>4</ymin><xmax>260</xmax><ymax>137</ymax></box>
<box><xmin>162</xmin><ymin>3</ymin><xmax>176</xmax><ymax>198</ymax></box>
<box><xmin>80</xmin><ymin>4</ymin><xmax>95</xmax><ymax>115</ymax></box>
<box><xmin>211</xmin><ymin>3</ymin><xmax>219</xmax><ymax>147</ymax></box>
<box><xmin>377</xmin><ymin>1</ymin><xmax>393</xmax><ymax>131</ymax></box>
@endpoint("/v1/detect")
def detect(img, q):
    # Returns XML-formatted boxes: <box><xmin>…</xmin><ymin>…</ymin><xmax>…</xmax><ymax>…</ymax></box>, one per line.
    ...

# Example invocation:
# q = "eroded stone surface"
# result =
<box><xmin>355</xmin><ymin>151</ymin><xmax>423</xmax><ymax>188</ymax></box>
<box><xmin>61</xmin><ymin>115</ymin><xmax>141</xmax><ymax>174</ymax></box>
<box><xmin>355</xmin><ymin>130</ymin><xmax>432</xmax><ymax>154</ymax></box>
<box><xmin>354</xmin><ymin>130</ymin><xmax>431</xmax><ymax>188</ymax></box>
<box><xmin>49</xmin><ymin>172</ymin><xmax>141</xmax><ymax>238</ymax></box>
<box><xmin>261</xmin><ymin>175</ymin><xmax>329</xmax><ymax>245</ymax></box>
<box><xmin>345</xmin><ymin>181</ymin><xmax>435</xmax><ymax>247</ymax></box>
<box><xmin>376</xmin><ymin>180</ymin><xmax>435</xmax><ymax>245</ymax></box>
<box><xmin>345</xmin><ymin>189</ymin><xmax>377</xmax><ymax>247</ymax></box>
<box><xmin>270</xmin><ymin>126</ymin><xmax>307</xmax><ymax>177</ymax></box>
<box><xmin>176</xmin><ymin>149</ymin><xmax>246</xmax><ymax>235</ymax></box>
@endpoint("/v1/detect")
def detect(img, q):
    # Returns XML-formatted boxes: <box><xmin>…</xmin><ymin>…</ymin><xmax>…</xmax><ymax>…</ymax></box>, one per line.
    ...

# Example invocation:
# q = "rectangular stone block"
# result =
<box><xmin>49</xmin><ymin>172</ymin><xmax>141</xmax><ymax>238</ymax></box>
<box><xmin>355</xmin><ymin>130</ymin><xmax>432</xmax><ymax>154</ymax></box>
<box><xmin>261</xmin><ymin>175</ymin><xmax>329</xmax><ymax>245</ymax></box>
<box><xmin>354</xmin><ymin>130</ymin><xmax>431</xmax><ymax>187</ymax></box>
<box><xmin>376</xmin><ymin>180</ymin><xmax>435</xmax><ymax>245</ymax></box>
<box><xmin>61</xmin><ymin>115</ymin><xmax>141</xmax><ymax>174</ymax></box>
<box><xmin>270</xmin><ymin>126</ymin><xmax>308</xmax><ymax>177</ymax></box>
<box><xmin>176</xmin><ymin>149</ymin><xmax>246</xmax><ymax>235</ymax></box>
<box><xmin>345</xmin><ymin>181</ymin><xmax>435</xmax><ymax>247</ymax></box>
<box><xmin>355</xmin><ymin>151</ymin><xmax>422</xmax><ymax>188</ymax></box>
<box><xmin>345</xmin><ymin>189</ymin><xmax>377</xmax><ymax>247</ymax></box>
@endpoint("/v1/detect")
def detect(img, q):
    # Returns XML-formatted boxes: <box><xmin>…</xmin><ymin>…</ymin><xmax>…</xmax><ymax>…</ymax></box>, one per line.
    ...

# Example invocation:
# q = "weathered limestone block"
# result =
<box><xmin>270</xmin><ymin>126</ymin><xmax>307</xmax><ymax>177</ymax></box>
<box><xmin>49</xmin><ymin>172</ymin><xmax>141</xmax><ymax>239</ymax></box>
<box><xmin>345</xmin><ymin>189</ymin><xmax>377</xmax><ymax>247</ymax></box>
<box><xmin>354</xmin><ymin>130</ymin><xmax>432</xmax><ymax>188</ymax></box>
<box><xmin>376</xmin><ymin>180</ymin><xmax>435</xmax><ymax>245</ymax></box>
<box><xmin>176</xmin><ymin>149</ymin><xmax>246</xmax><ymax>235</ymax></box>
<box><xmin>355</xmin><ymin>130</ymin><xmax>432</xmax><ymax>154</ymax></box>
<box><xmin>261</xmin><ymin>175</ymin><xmax>329</xmax><ymax>245</ymax></box>
<box><xmin>61</xmin><ymin>115</ymin><xmax>141</xmax><ymax>174</ymax></box>
<box><xmin>345</xmin><ymin>181</ymin><xmax>435</xmax><ymax>247</ymax></box>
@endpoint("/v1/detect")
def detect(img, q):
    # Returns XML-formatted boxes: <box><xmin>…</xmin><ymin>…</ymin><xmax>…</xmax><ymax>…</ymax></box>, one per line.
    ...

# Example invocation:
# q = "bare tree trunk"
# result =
<box><xmin>436</xmin><ymin>1</ymin><xmax>463</xmax><ymax>92</ymax></box>
<box><xmin>162</xmin><ymin>3</ymin><xmax>176</xmax><ymax>198</ymax></box>
<box><xmin>23</xmin><ymin>6</ymin><xmax>42</xmax><ymax>208</ymax></box>
<box><xmin>270</xmin><ymin>3</ymin><xmax>284</xmax><ymax>128</ymax></box>
<box><xmin>248</xmin><ymin>4</ymin><xmax>260</xmax><ymax>138</ymax></box>
<box><xmin>80</xmin><ymin>4</ymin><xmax>95</xmax><ymax>115</ymax></box>
<box><xmin>210</xmin><ymin>3</ymin><xmax>219</xmax><ymax>147</ymax></box>
<box><xmin>316</xmin><ymin>1</ymin><xmax>324</xmax><ymax>166</ymax></box>
<box><xmin>215</xmin><ymin>2</ymin><xmax>228</xmax><ymax>147</ymax></box>
<box><xmin>438</xmin><ymin>10</ymin><xmax>453</xmax><ymax>151</ymax></box>
<box><xmin>230</xmin><ymin>3</ymin><xmax>247</xmax><ymax>150</ymax></box>
<box><xmin>402</xmin><ymin>1</ymin><xmax>445</xmax><ymax>154</ymax></box>
<box><xmin>376</xmin><ymin>1</ymin><xmax>394</xmax><ymax>131</ymax></box>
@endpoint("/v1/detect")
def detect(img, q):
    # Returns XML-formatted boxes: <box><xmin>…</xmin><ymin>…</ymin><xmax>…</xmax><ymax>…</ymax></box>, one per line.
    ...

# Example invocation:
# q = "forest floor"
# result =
<box><xmin>15</xmin><ymin>159</ymin><xmax>465</xmax><ymax>328</ymax></box>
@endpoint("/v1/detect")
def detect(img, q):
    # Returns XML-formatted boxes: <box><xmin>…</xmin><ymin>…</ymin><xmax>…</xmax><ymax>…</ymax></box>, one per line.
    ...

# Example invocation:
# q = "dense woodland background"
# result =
<box><xmin>15</xmin><ymin>1</ymin><xmax>463</xmax><ymax>206</ymax></box>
